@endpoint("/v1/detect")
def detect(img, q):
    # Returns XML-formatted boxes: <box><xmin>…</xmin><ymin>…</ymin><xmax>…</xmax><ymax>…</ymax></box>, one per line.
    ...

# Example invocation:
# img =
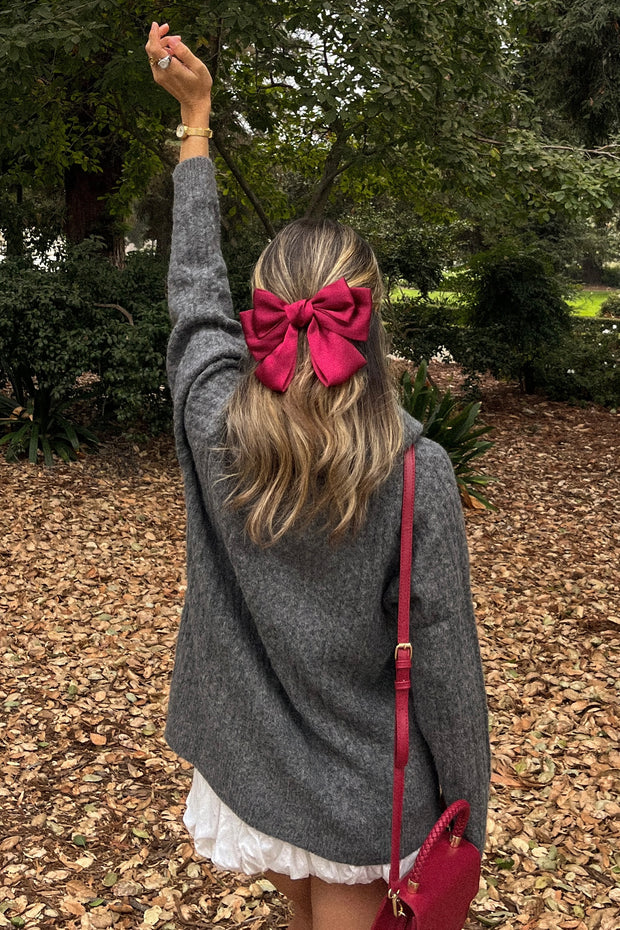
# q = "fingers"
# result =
<box><xmin>167</xmin><ymin>40</ymin><xmax>204</xmax><ymax>75</ymax></box>
<box><xmin>145</xmin><ymin>21</ymin><xmax>173</xmax><ymax>64</ymax></box>
<box><xmin>145</xmin><ymin>22</ymin><xmax>163</xmax><ymax>63</ymax></box>
<box><xmin>145</xmin><ymin>22</ymin><xmax>213</xmax><ymax>106</ymax></box>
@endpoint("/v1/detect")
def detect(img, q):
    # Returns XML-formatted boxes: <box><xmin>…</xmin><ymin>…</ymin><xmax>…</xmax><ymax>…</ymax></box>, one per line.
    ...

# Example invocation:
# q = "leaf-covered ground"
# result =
<box><xmin>1</xmin><ymin>371</ymin><xmax>618</xmax><ymax>930</ymax></box>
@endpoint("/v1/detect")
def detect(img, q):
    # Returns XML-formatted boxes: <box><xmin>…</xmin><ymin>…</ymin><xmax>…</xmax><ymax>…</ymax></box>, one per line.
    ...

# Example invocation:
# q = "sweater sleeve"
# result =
<box><xmin>166</xmin><ymin>157</ymin><xmax>246</xmax><ymax>449</ymax></box>
<box><xmin>407</xmin><ymin>440</ymin><xmax>490</xmax><ymax>853</ymax></box>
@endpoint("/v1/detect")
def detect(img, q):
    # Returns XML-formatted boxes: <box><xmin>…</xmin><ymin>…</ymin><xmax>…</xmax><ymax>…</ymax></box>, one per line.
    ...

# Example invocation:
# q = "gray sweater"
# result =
<box><xmin>165</xmin><ymin>156</ymin><xmax>490</xmax><ymax>864</ymax></box>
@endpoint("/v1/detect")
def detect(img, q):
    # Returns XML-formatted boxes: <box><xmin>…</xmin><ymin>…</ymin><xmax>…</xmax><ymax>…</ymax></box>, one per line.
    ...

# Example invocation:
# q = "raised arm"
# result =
<box><xmin>146</xmin><ymin>22</ymin><xmax>213</xmax><ymax>162</ymax></box>
<box><xmin>146</xmin><ymin>23</ymin><xmax>246</xmax><ymax>451</ymax></box>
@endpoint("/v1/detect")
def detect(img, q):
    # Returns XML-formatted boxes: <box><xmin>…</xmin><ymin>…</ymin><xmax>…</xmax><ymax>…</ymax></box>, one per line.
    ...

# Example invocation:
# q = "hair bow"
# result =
<box><xmin>239</xmin><ymin>277</ymin><xmax>372</xmax><ymax>392</ymax></box>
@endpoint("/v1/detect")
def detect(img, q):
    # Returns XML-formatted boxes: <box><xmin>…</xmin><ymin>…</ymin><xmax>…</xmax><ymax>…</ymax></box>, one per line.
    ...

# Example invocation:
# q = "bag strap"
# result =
<box><xmin>388</xmin><ymin>443</ymin><xmax>416</xmax><ymax>890</ymax></box>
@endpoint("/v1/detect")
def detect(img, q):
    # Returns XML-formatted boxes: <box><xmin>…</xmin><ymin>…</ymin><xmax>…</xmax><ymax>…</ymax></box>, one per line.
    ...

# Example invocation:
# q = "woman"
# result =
<box><xmin>146</xmin><ymin>22</ymin><xmax>490</xmax><ymax>930</ymax></box>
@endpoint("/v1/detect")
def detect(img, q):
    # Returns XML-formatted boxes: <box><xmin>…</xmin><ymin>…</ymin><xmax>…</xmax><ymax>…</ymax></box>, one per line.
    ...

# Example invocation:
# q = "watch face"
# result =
<box><xmin>175</xmin><ymin>124</ymin><xmax>185</xmax><ymax>139</ymax></box>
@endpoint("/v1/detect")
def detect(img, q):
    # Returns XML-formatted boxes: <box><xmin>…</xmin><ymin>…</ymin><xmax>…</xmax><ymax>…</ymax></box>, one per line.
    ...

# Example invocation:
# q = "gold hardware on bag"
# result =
<box><xmin>394</xmin><ymin>642</ymin><xmax>412</xmax><ymax>660</ymax></box>
<box><xmin>450</xmin><ymin>834</ymin><xmax>462</xmax><ymax>848</ymax></box>
<box><xmin>407</xmin><ymin>879</ymin><xmax>420</xmax><ymax>893</ymax></box>
<box><xmin>388</xmin><ymin>889</ymin><xmax>405</xmax><ymax>917</ymax></box>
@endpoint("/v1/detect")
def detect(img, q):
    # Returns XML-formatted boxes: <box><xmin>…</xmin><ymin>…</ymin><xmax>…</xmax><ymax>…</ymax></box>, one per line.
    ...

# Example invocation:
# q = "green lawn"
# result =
<box><xmin>567</xmin><ymin>289</ymin><xmax>615</xmax><ymax>317</ymax></box>
<box><xmin>394</xmin><ymin>286</ymin><xmax>617</xmax><ymax>318</ymax></box>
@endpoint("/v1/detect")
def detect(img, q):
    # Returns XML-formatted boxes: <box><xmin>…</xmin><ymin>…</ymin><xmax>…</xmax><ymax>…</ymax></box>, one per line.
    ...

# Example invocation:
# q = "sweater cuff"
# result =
<box><xmin>172</xmin><ymin>155</ymin><xmax>216</xmax><ymax>188</ymax></box>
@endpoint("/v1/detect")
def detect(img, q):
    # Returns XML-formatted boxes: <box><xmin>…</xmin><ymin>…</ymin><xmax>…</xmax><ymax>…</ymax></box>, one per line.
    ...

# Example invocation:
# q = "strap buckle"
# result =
<box><xmin>394</xmin><ymin>642</ymin><xmax>412</xmax><ymax>661</ymax></box>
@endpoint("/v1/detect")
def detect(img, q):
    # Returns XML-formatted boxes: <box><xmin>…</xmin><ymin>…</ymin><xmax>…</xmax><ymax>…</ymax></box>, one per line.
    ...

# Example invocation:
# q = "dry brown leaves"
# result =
<box><xmin>0</xmin><ymin>438</ymin><xmax>290</xmax><ymax>929</ymax></box>
<box><xmin>1</xmin><ymin>370</ymin><xmax>619</xmax><ymax>930</ymax></box>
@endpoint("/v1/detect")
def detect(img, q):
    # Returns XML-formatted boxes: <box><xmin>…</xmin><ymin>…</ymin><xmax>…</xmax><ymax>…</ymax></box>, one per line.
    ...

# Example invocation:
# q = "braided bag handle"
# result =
<box><xmin>406</xmin><ymin>800</ymin><xmax>470</xmax><ymax>888</ymax></box>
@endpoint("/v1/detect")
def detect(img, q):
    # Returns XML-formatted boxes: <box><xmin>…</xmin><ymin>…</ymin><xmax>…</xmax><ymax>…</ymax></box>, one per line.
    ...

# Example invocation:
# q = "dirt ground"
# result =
<box><xmin>1</xmin><ymin>367</ymin><xmax>618</xmax><ymax>929</ymax></box>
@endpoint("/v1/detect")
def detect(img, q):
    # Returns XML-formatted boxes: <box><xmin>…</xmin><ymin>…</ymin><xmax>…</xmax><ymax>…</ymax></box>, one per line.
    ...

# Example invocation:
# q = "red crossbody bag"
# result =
<box><xmin>371</xmin><ymin>445</ymin><xmax>481</xmax><ymax>930</ymax></box>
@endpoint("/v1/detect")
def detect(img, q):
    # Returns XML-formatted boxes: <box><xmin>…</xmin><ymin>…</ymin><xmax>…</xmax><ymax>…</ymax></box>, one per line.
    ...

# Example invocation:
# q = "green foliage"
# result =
<box><xmin>513</xmin><ymin>0</ymin><xmax>620</xmax><ymax>146</ymax></box>
<box><xmin>389</xmin><ymin>297</ymin><xmax>619</xmax><ymax>410</ymax></box>
<box><xmin>101</xmin><ymin>306</ymin><xmax>172</xmax><ymax>433</ymax></box>
<box><xmin>599</xmin><ymin>294</ymin><xmax>620</xmax><ymax>318</ymax></box>
<box><xmin>2</xmin><ymin>0</ymin><xmax>620</xmax><ymax>256</ymax></box>
<box><xmin>0</xmin><ymin>253</ymin><xmax>104</xmax><ymax>400</ymax></box>
<box><xmin>0</xmin><ymin>252</ymin><xmax>103</xmax><ymax>463</ymax></box>
<box><xmin>221</xmin><ymin>220</ymin><xmax>268</xmax><ymax>315</ymax></box>
<box><xmin>528</xmin><ymin>320</ymin><xmax>619</xmax><ymax>408</ymax></box>
<box><xmin>58</xmin><ymin>246</ymin><xmax>171</xmax><ymax>431</ymax></box>
<box><xmin>400</xmin><ymin>361</ymin><xmax>496</xmax><ymax>510</ymax></box>
<box><xmin>385</xmin><ymin>296</ymin><xmax>463</xmax><ymax>367</ymax></box>
<box><xmin>0</xmin><ymin>245</ymin><xmax>171</xmax><ymax>464</ymax></box>
<box><xmin>348</xmin><ymin>203</ymin><xmax>455</xmax><ymax>298</ymax></box>
<box><xmin>0</xmin><ymin>0</ymin><xmax>173</xmax><ymax>209</ymax></box>
<box><xmin>65</xmin><ymin>245</ymin><xmax>172</xmax><ymax>431</ymax></box>
<box><xmin>600</xmin><ymin>267</ymin><xmax>620</xmax><ymax>288</ymax></box>
<box><xmin>461</xmin><ymin>243</ymin><xmax>573</xmax><ymax>392</ymax></box>
<box><xmin>0</xmin><ymin>394</ymin><xmax>98</xmax><ymax>465</ymax></box>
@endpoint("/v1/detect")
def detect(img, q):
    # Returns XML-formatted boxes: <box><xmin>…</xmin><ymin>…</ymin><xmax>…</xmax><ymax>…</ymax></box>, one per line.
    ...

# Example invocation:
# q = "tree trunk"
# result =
<box><xmin>2</xmin><ymin>184</ymin><xmax>25</xmax><ymax>258</ymax></box>
<box><xmin>64</xmin><ymin>151</ymin><xmax>125</xmax><ymax>266</ymax></box>
<box><xmin>580</xmin><ymin>255</ymin><xmax>603</xmax><ymax>285</ymax></box>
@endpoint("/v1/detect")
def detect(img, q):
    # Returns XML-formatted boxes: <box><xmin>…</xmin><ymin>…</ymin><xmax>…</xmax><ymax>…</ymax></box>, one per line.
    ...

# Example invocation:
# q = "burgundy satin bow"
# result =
<box><xmin>239</xmin><ymin>277</ymin><xmax>372</xmax><ymax>392</ymax></box>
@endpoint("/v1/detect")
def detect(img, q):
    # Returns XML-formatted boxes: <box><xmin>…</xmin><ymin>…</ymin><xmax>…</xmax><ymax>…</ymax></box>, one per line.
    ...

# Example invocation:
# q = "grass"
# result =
<box><xmin>567</xmin><ymin>288</ymin><xmax>616</xmax><ymax>317</ymax></box>
<box><xmin>393</xmin><ymin>285</ymin><xmax>618</xmax><ymax>318</ymax></box>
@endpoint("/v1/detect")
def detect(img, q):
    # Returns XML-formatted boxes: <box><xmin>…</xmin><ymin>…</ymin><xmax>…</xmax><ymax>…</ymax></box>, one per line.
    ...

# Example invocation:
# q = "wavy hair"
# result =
<box><xmin>224</xmin><ymin>218</ymin><xmax>403</xmax><ymax>546</ymax></box>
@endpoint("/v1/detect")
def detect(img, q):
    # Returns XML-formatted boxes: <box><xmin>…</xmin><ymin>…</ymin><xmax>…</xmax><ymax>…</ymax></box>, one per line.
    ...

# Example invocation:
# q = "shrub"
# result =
<box><xmin>0</xmin><ymin>243</ymin><xmax>171</xmax><ymax>464</ymax></box>
<box><xmin>0</xmin><ymin>394</ymin><xmax>98</xmax><ymax>465</ymax></box>
<box><xmin>385</xmin><ymin>297</ymin><xmax>463</xmax><ymax>366</ymax></box>
<box><xmin>345</xmin><ymin>203</ymin><xmax>454</xmax><ymax>298</ymax></box>
<box><xmin>101</xmin><ymin>297</ymin><xmax>171</xmax><ymax>432</ymax></box>
<box><xmin>601</xmin><ymin>265</ymin><xmax>620</xmax><ymax>288</ymax></box>
<box><xmin>529</xmin><ymin>320</ymin><xmax>619</xmax><ymax>408</ymax></box>
<box><xmin>385</xmin><ymin>296</ymin><xmax>496</xmax><ymax>396</ymax></box>
<box><xmin>461</xmin><ymin>242</ymin><xmax>573</xmax><ymax>393</ymax></box>
<box><xmin>0</xmin><ymin>254</ymin><xmax>105</xmax><ymax>463</ymax></box>
<box><xmin>599</xmin><ymin>294</ymin><xmax>620</xmax><ymax>318</ymax></box>
<box><xmin>95</xmin><ymin>250</ymin><xmax>171</xmax><ymax>431</ymax></box>
<box><xmin>222</xmin><ymin>224</ymin><xmax>267</xmax><ymax>316</ymax></box>
<box><xmin>400</xmin><ymin>361</ymin><xmax>496</xmax><ymax>509</ymax></box>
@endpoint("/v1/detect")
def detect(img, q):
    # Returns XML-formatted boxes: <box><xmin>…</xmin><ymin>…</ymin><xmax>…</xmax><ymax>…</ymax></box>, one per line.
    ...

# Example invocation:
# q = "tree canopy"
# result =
<box><xmin>1</xmin><ymin>0</ymin><xmax>620</xmax><ymax>254</ymax></box>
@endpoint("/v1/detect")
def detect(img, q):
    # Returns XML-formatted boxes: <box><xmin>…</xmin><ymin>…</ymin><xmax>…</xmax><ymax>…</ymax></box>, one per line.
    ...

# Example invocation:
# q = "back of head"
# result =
<box><xmin>225</xmin><ymin>218</ymin><xmax>403</xmax><ymax>546</ymax></box>
<box><xmin>253</xmin><ymin>217</ymin><xmax>383</xmax><ymax>309</ymax></box>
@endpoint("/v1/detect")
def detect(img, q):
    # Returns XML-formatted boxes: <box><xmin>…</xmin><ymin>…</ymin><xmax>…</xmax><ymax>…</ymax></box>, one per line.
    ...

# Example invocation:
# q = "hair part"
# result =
<box><xmin>224</xmin><ymin>218</ymin><xmax>403</xmax><ymax>547</ymax></box>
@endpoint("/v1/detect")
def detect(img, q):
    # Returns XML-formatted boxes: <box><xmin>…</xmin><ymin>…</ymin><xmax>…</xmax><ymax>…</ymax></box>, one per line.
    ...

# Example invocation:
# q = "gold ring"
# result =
<box><xmin>148</xmin><ymin>57</ymin><xmax>157</xmax><ymax>65</ymax></box>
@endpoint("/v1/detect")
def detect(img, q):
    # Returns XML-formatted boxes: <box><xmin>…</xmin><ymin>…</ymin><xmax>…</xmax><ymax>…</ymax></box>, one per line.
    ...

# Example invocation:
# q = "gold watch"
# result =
<box><xmin>175</xmin><ymin>124</ymin><xmax>213</xmax><ymax>140</ymax></box>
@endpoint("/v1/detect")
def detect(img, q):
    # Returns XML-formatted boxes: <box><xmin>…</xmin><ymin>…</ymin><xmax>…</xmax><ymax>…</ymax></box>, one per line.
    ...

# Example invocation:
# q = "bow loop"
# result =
<box><xmin>239</xmin><ymin>278</ymin><xmax>372</xmax><ymax>392</ymax></box>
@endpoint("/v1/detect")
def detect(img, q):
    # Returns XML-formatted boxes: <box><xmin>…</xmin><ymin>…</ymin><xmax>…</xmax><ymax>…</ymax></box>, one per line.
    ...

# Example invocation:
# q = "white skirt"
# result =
<box><xmin>184</xmin><ymin>768</ymin><xmax>420</xmax><ymax>885</ymax></box>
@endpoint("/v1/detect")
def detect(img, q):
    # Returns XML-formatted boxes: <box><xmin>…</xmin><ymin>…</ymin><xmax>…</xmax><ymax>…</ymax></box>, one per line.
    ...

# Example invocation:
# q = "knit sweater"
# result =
<box><xmin>164</xmin><ymin>156</ymin><xmax>491</xmax><ymax>864</ymax></box>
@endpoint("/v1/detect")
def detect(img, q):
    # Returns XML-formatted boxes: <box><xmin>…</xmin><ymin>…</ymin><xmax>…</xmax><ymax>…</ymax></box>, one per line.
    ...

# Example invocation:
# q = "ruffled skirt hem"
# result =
<box><xmin>184</xmin><ymin>768</ymin><xmax>419</xmax><ymax>886</ymax></box>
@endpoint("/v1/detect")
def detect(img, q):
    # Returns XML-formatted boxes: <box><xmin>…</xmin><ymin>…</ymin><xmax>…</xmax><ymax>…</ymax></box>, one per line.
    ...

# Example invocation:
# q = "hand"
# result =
<box><xmin>145</xmin><ymin>22</ymin><xmax>213</xmax><ymax>122</ymax></box>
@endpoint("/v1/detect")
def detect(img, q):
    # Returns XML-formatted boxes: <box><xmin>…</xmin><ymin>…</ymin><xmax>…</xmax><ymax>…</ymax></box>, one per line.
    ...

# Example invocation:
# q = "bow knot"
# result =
<box><xmin>240</xmin><ymin>277</ymin><xmax>372</xmax><ymax>392</ymax></box>
<box><xmin>285</xmin><ymin>298</ymin><xmax>314</xmax><ymax>329</ymax></box>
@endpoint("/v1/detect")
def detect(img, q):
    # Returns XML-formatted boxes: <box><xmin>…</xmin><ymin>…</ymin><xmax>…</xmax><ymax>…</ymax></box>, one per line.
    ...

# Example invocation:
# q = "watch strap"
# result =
<box><xmin>177</xmin><ymin>125</ymin><xmax>213</xmax><ymax>140</ymax></box>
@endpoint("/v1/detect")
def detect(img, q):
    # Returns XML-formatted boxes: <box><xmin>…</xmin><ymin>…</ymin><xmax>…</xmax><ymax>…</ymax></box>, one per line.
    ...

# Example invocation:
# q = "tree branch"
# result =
<box><xmin>304</xmin><ymin>127</ymin><xmax>353</xmax><ymax>220</ymax></box>
<box><xmin>94</xmin><ymin>303</ymin><xmax>134</xmax><ymax>325</ymax></box>
<box><xmin>206</xmin><ymin>21</ymin><xmax>223</xmax><ymax>84</ymax></box>
<box><xmin>472</xmin><ymin>134</ymin><xmax>620</xmax><ymax>161</ymax></box>
<box><xmin>212</xmin><ymin>134</ymin><xmax>276</xmax><ymax>239</ymax></box>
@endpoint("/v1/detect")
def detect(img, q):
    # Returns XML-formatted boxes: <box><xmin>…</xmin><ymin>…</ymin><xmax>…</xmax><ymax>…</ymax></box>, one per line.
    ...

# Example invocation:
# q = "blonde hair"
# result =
<box><xmin>224</xmin><ymin>218</ymin><xmax>403</xmax><ymax>546</ymax></box>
